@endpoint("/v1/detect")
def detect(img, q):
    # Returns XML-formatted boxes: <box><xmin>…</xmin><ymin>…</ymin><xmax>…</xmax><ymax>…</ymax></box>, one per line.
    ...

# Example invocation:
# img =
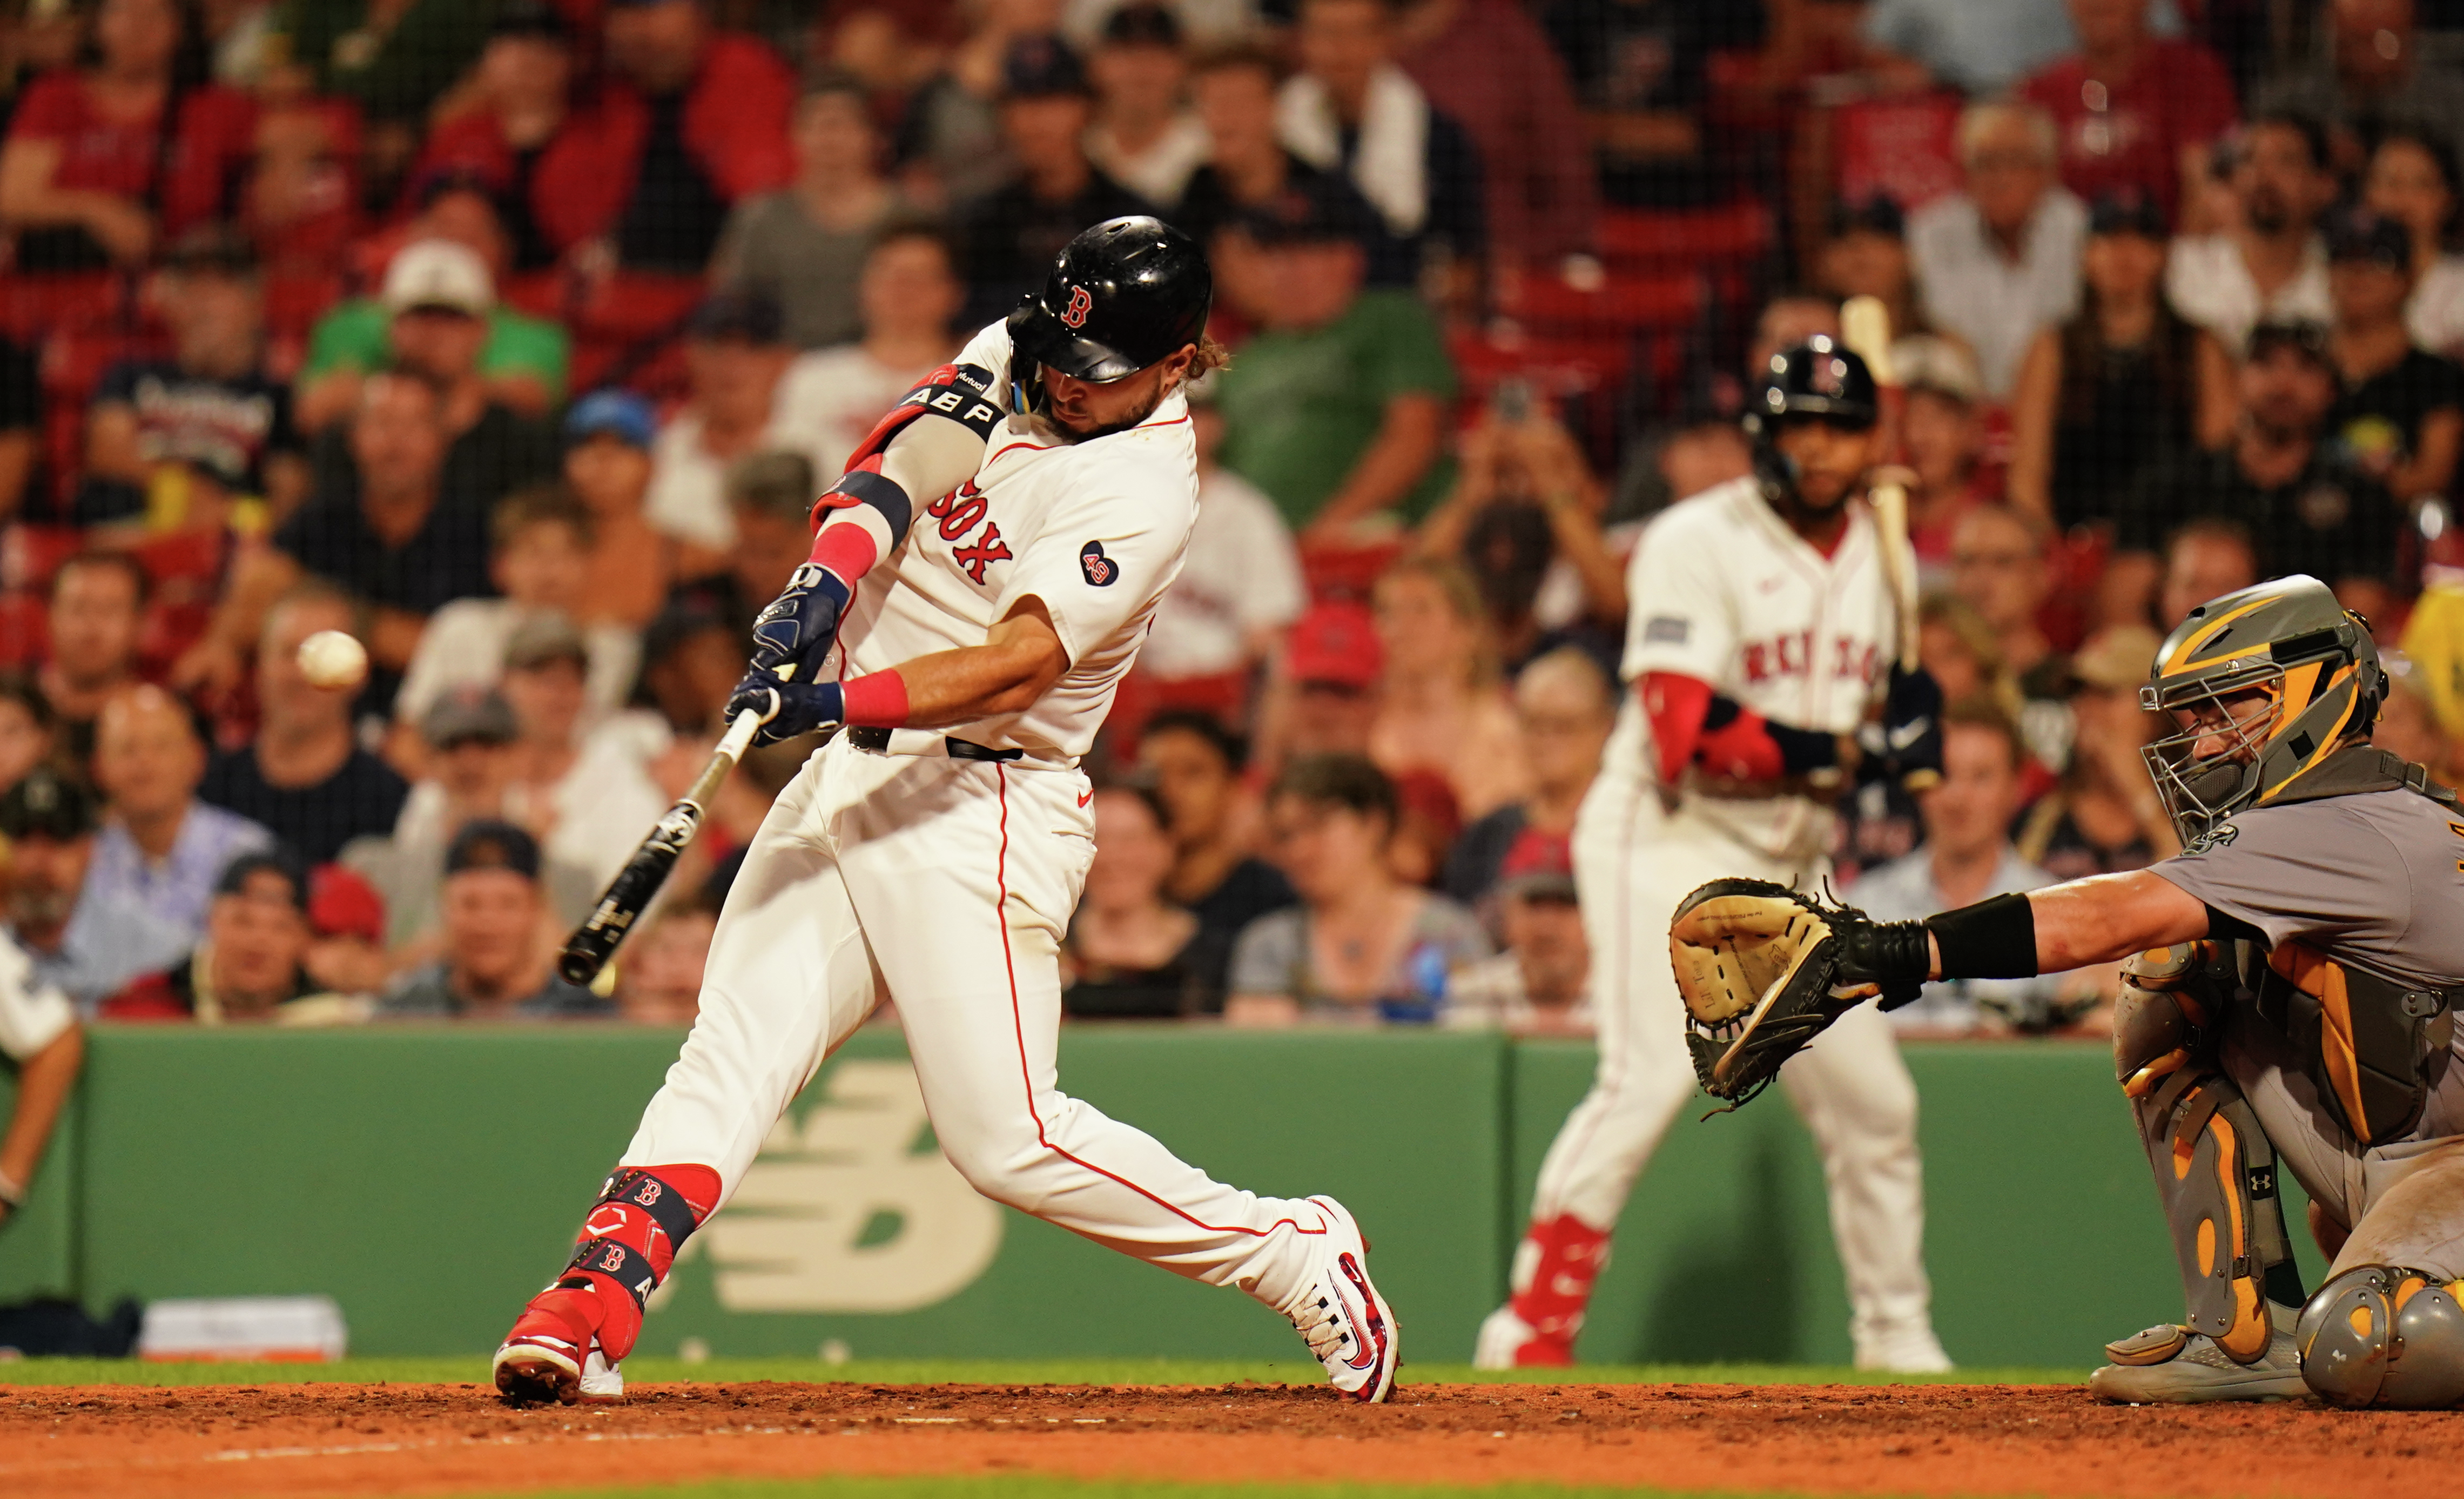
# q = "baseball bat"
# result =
<box><xmin>557</xmin><ymin>707</ymin><xmax>763</xmax><ymax>987</ymax></box>
<box><xmin>1837</xmin><ymin>295</ymin><xmax>1922</xmax><ymax>673</ymax></box>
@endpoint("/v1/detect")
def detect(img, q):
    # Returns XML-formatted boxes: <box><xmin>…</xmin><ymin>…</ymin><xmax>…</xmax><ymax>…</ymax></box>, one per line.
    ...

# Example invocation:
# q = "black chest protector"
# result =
<box><xmin>2223</xmin><ymin>748</ymin><xmax>2463</xmax><ymax>1146</ymax></box>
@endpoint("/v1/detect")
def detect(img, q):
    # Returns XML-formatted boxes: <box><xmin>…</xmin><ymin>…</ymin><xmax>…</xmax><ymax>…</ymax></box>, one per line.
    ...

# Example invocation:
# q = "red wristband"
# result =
<box><xmin>840</xmin><ymin>670</ymin><xmax>909</xmax><ymax>728</ymax></box>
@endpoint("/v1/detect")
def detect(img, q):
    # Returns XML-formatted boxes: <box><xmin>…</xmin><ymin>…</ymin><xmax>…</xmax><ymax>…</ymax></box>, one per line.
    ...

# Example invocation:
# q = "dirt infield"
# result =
<box><xmin>2</xmin><ymin>1379</ymin><xmax>2454</xmax><ymax>1499</ymax></box>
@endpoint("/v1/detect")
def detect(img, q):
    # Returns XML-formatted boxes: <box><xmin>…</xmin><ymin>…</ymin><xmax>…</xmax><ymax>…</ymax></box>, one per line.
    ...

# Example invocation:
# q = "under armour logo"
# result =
<box><xmin>1061</xmin><ymin>286</ymin><xmax>1092</xmax><ymax>329</ymax></box>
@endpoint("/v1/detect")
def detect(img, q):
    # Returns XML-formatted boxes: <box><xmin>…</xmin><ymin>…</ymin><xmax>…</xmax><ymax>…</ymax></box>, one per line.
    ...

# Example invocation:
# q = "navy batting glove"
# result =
<box><xmin>726</xmin><ymin>673</ymin><xmax>845</xmax><ymax>747</ymax></box>
<box><xmin>749</xmin><ymin>563</ymin><xmax>853</xmax><ymax>683</ymax></box>
<box><xmin>1858</xmin><ymin>663</ymin><xmax>1944</xmax><ymax>785</ymax></box>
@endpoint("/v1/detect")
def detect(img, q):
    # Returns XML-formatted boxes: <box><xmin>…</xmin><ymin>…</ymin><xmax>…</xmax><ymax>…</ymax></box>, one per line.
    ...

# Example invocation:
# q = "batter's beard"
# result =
<box><xmin>1046</xmin><ymin>386</ymin><xmax>1168</xmax><ymax>442</ymax></box>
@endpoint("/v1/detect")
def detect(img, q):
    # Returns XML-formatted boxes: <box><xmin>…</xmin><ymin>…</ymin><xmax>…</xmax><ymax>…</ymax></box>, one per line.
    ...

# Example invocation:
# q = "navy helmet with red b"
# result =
<box><xmin>1743</xmin><ymin>336</ymin><xmax>1879</xmax><ymax>435</ymax></box>
<box><xmin>1007</xmin><ymin>216</ymin><xmax>1211</xmax><ymax>384</ymax></box>
<box><xmin>1742</xmin><ymin>335</ymin><xmax>1879</xmax><ymax>506</ymax></box>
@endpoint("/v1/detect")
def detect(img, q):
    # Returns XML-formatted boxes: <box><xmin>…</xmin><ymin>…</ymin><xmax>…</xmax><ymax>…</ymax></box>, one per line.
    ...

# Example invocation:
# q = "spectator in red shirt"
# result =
<box><xmin>407</xmin><ymin>0</ymin><xmax>581</xmax><ymax>277</ymax></box>
<box><xmin>2016</xmin><ymin>0</ymin><xmax>2239</xmax><ymax>232</ymax></box>
<box><xmin>0</xmin><ymin>0</ymin><xmax>254</xmax><ymax>270</ymax></box>
<box><xmin>530</xmin><ymin>0</ymin><xmax>796</xmax><ymax>276</ymax></box>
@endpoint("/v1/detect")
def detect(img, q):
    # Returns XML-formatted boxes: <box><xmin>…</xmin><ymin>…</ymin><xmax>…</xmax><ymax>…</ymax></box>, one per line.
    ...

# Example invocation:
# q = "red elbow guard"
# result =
<box><xmin>1641</xmin><ymin>672</ymin><xmax>1713</xmax><ymax>785</ymax></box>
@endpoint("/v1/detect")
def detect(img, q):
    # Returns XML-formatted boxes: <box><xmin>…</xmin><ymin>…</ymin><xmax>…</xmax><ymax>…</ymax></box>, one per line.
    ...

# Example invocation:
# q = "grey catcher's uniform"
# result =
<box><xmin>2154</xmin><ymin>789</ymin><xmax>2464</xmax><ymax>1278</ymax></box>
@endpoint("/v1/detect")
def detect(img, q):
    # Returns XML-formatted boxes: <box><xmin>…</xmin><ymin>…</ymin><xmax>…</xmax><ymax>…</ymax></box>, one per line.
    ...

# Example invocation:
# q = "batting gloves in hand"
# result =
<box><xmin>1858</xmin><ymin>663</ymin><xmax>1944</xmax><ymax>787</ymax></box>
<box><xmin>749</xmin><ymin>563</ymin><xmax>852</xmax><ymax>684</ymax></box>
<box><xmin>727</xmin><ymin>673</ymin><xmax>845</xmax><ymax>747</ymax></box>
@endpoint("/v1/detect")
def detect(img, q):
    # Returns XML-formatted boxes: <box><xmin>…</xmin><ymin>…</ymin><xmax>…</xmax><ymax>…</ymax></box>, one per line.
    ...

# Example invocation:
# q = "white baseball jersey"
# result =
<box><xmin>834</xmin><ymin>319</ymin><xmax>1199</xmax><ymax>761</ymax></box>
<box><xmin>0</xmin><ymin>931</ymin><xmax>72</xmax><ymax>1062</ymax></box>
<box><xmin>1601</xmin><ymin>475</ymin><xmax>1896</xmax><ymax>859</ymax></box>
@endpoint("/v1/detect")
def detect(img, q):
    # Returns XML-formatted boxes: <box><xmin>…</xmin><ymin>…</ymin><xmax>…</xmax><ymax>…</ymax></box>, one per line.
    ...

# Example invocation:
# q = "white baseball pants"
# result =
<box><xmin>1527</xmin><ymin>769</ymin><xmax>1941</xmax><ymax>1360</ymax></box>
<box><xmin>618</xmin><ymin>734</ymin><xmax>1330</xmax><ymax>1308</ymax></box>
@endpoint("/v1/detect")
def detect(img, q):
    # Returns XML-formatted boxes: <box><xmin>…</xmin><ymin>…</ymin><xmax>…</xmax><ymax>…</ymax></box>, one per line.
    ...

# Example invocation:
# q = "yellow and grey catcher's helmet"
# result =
<box><xmin>2141</xmin><ymin>575</ymin><xmax>2385</xmax><ymax>848</ymax></box>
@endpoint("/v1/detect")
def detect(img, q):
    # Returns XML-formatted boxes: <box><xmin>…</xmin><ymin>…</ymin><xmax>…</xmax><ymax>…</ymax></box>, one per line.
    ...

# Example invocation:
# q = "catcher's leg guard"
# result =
<box><xmin>2116</xmin><ymin>984</ymin><xmax>2303</xmax><ymax>1362</ymax></box>
<box><xmin>2295</xmin><ymin>1265</ymin><xmax>2464</xmax><ymax>1409</ymax></box>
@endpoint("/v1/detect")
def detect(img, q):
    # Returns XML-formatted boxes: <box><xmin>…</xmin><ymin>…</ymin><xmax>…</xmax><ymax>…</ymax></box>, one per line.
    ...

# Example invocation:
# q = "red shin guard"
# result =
<box><xmin>1507</xmin><ymin>1214</ymin><xmax>1613</xmax><ymax>1361</ymax></box>
<box><xmin>548</xmin><ymin>1164</ymin><xmax>723</xmax><ymax>1362</ymax></box>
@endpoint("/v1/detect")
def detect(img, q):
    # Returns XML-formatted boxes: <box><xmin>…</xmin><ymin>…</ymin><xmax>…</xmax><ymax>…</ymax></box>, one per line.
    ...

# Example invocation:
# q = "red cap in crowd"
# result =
<box><xmin>309</xmin><ymin>864</ymin><xmax>389</xmax><ymax>945</ymax></box>
<box><xmin>1497</xmin><ymin>827</ymin><xmax>1577</xmax><ymax>904</ymax></box>
<box><xmin>1287</xmin><ymin>602</ymin><xmax>1382</xmax><ymax>691</ymax></box>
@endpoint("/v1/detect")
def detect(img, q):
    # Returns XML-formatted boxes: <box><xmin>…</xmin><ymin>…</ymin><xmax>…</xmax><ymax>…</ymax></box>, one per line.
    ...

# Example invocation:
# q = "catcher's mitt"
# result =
<box><xmin>1670</xmin><ymin>879</ymin><xmax>1928</xmax><ymax>1107</ymax></box>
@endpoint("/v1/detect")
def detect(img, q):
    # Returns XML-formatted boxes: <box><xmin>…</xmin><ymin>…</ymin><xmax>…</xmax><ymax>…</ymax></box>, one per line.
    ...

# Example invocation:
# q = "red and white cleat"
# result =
<box><xmin>494</xmin><ymin>1284</ymin><xmax>617</xmax><ymax>1406</ymax></box>
<box><xmin>1281</xmin><ymin>1195</ymin><xmax>1399</xmax><ymax>1402</ymax></box>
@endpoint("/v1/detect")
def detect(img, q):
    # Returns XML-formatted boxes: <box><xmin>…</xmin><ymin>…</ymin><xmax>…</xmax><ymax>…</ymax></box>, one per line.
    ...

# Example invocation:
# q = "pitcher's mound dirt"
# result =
<box><xmin>2</xmin><ymin>1379</ymin><xmax>2454</xmax><ymax>1499</ymax></box>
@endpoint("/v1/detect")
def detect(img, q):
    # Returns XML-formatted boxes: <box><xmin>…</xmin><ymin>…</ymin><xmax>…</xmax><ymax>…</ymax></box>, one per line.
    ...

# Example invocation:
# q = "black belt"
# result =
<box><xmin>844</xmin><ymin>725</ymin><xmax>1024</xmax><ymax>762</ymax></box>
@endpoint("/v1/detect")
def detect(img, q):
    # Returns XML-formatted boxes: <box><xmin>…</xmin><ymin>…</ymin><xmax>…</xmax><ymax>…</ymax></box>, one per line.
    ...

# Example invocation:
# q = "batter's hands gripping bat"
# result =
<box><xmin>1837</xmin><ymin>295</ymin><xmax>1921</xmax><ymax>674</ymax></box>
<box><xmin>558</xmin><ymin>707</ymin><xmax>763</xmax><ymax>987</ymax></box>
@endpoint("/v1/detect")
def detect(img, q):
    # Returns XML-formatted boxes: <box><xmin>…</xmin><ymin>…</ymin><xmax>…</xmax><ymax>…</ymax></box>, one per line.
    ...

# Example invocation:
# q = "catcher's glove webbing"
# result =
<box><xmin>1670</xmin><ymin>879</ymin><xmax>1931</xmax><ymax>1107</ymax></box>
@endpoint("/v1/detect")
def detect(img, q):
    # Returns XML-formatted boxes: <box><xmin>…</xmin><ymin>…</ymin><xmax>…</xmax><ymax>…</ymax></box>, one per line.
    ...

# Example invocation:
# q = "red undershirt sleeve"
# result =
<box><xmin>1642</xmin><ymin>671</ymin><xmax>1714</xmax><ymax>785</ymax></box>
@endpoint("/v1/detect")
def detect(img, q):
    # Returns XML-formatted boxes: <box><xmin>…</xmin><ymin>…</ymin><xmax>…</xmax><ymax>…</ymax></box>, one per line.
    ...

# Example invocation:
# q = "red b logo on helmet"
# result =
<box><xmin>1061</xmin><ymin>285</ymin><xmax>1093</xmax><ymax>330</ymax></box>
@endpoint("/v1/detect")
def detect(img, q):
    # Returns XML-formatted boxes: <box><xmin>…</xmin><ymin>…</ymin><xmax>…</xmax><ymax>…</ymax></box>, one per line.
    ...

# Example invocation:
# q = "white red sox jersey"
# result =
<box><xmin>1602</xmin><ymin>475</ymin><xmax>1897</xmax><ymax>858</ymax></box>
<box><xmin>833</xmin><ymin>319</ymin><xmax>1199</xmax><ymax>761</ymax></box>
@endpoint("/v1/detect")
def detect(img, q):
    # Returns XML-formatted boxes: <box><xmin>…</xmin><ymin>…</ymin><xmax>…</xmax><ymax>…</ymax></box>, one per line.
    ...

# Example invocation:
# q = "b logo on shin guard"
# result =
<box><xmin>565</xmin><ymin>1236</ymin><xmax>659</xmax><ymax>1311</ymax></box>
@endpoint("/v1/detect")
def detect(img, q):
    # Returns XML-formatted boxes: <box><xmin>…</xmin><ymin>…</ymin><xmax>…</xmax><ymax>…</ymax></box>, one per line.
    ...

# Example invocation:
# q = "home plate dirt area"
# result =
<box><xmin>1</xmin><ymin>1380</ymin><xmax>2455</xmax><ymax>1499</ymax></box>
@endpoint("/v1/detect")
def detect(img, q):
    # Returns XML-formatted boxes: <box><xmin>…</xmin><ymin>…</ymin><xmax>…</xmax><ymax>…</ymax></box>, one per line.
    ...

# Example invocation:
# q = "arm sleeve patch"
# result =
<box><xmin>840</xmin><ymin>362</ymin><xmax>1006</xmax><ymax>472</ymax></box>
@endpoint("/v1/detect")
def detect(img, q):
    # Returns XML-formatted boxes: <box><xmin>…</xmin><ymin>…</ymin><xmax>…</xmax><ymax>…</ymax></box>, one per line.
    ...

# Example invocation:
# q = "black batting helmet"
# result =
<box><xmin>1008</xmin><ymin>216</ymin><xmax>1211</xmax><ymax>383</ymax></box>
<box><xmin>1742</xmin><ymin>337</ymin><xmax>1880</xmax><ymax>435</ymax></box>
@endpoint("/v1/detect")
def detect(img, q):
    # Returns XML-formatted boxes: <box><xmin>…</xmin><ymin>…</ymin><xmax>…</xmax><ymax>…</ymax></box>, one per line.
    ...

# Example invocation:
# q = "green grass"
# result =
<box><xmin>0</xmin><ymin>1356</ymin><xmax>2087</xmax><ymax>1388</ymax></box>
<box><xmin>464</xmin><ymin>1481</ymin><xmax>1943</xmax><ymax>1499</ymax></box>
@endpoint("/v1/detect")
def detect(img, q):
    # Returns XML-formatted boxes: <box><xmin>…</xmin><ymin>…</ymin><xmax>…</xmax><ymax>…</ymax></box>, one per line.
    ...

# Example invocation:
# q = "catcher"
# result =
<box><xmin>1674</xmin><ymin>573</ymin><xmax>2464</xmax><ymax>1407</ymax></box>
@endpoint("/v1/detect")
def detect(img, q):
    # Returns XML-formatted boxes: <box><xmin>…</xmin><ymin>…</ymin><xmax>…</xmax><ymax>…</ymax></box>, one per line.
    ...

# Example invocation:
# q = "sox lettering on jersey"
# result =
<box><xmin>933</xmin><ymin>481</ymin><xmax>989</xmax><ymax>540</ymax></box>
<box><xmin>1740</xmin><ymin>630</ymin><xmax>1882</xmax><ymax>688</ymax></box>
<box><xmin>955</xmin><ymin>528</ymin><xmax>1013</xmax><ymax>583</ymax></box>
<box><xmin>927</xmin><ymin>483</ymin><xmax>1016</xmax><ymax>585</ymax></box>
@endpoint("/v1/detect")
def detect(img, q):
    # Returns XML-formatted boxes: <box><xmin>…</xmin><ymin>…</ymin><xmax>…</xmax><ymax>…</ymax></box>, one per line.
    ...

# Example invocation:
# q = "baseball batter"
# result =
<box><xmin>491</xmin><ymin>218</ymin><xmax>1398</xmax><ymax>1406</ymax></box>
<box><xmin>1477</xmin><ymin>339</ymin><xmax>1953</xmax><ymax>1371</ymax></box>
<box><xmin>1667</xmin><ymin>574</ymin><xmax>2464</xmax><ymax>1406</ymax></box>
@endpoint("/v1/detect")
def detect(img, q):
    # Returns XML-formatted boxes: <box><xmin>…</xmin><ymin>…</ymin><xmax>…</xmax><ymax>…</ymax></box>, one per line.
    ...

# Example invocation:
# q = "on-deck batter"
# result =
<box><xmin>490</xmin><ymin>218</ymin><xmax>1399</xmax><ymax>1406</ymax></box>
<box><xmin>1476</xmin><ymin>339</ymin><xmax>1953</xmax><ymax>1372</ymax></box>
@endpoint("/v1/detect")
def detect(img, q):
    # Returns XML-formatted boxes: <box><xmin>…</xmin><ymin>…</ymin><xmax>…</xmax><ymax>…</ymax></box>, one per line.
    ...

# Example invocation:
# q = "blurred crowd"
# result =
<box><xmin>0</xmin><ymin>0</ymin><xmax>2458</xmax><ymax>1050</ymax></box>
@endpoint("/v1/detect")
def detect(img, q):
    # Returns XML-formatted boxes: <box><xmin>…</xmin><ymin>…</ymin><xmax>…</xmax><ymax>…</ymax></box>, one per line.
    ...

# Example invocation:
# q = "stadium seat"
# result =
<box><xmin>1509</xmin><ymin>272</ymin><xmax>1702</xmax><ymax>338</ymax></box>
<box><xmin>0</xmin><ymin>272</ymin><xmax>126</xmax><ymax>344</ymax></box>
<box><xmin>1597</xmin><ymin>201</ymin><xmax>1773</xmax><ymax>271</ymax></box>
<box><xmin>262</xmin><ymin>270</ymin><xmax>347</xmax><ymax>341</ymax></box>
<box><xmin>0</xmin><ymin>593</ymin><xmax>46</xmax><ymax>667</ymax></box>
<box><xmin>130</xmin><ymin>527</ymin><xmax>228</xmax><ymax>587</ymax></box>
<box><xmin>1299</xmin><ymin>535</ymin><xmax>1406</xmax><ymax>604</ymax></box>
<box><xmin>1</xmin><ymin>525</ymin><xmax>87</xmax><ymax>594</ymax></box>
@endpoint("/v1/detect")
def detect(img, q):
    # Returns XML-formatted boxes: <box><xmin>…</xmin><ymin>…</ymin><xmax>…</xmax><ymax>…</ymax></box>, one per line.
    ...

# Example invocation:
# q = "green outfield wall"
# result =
<box><xmin>0</xmin><ymin>1027</ymin><xmax>2332</xmax><ymax>1367</ymax></box>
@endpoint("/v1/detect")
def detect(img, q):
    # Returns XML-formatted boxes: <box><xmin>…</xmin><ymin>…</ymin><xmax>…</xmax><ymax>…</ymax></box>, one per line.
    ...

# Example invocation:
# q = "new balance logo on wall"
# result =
<box><xmin>649</xmin><ymin>1062</ymin><xmax>1004</xmax><ymax>1314</ymax></box>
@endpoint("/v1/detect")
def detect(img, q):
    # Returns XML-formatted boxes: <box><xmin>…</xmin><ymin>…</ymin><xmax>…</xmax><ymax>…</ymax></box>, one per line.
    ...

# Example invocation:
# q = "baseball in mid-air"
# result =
<box><xmin>297</xmin><ymin>629</ymin><xmax>368</xmax><ymax>691</ymax></box>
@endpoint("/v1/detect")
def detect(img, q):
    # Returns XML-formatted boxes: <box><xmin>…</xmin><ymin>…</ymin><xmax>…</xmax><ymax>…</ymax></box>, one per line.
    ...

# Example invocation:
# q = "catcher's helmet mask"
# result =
<box><xmin>2140</xmin><ymin>575</ymin><xmax>2385</xmax><ymax>849</ymax></box>
<box><xmin>1745</xmin><ymin>337</ymin><xmax>1880</xmax><ymax>510</ymax></box>
<box><xmin>1007</xmin><ymin>215</ymin><xmax>1211</xmax><ymax>437</ymax></box>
